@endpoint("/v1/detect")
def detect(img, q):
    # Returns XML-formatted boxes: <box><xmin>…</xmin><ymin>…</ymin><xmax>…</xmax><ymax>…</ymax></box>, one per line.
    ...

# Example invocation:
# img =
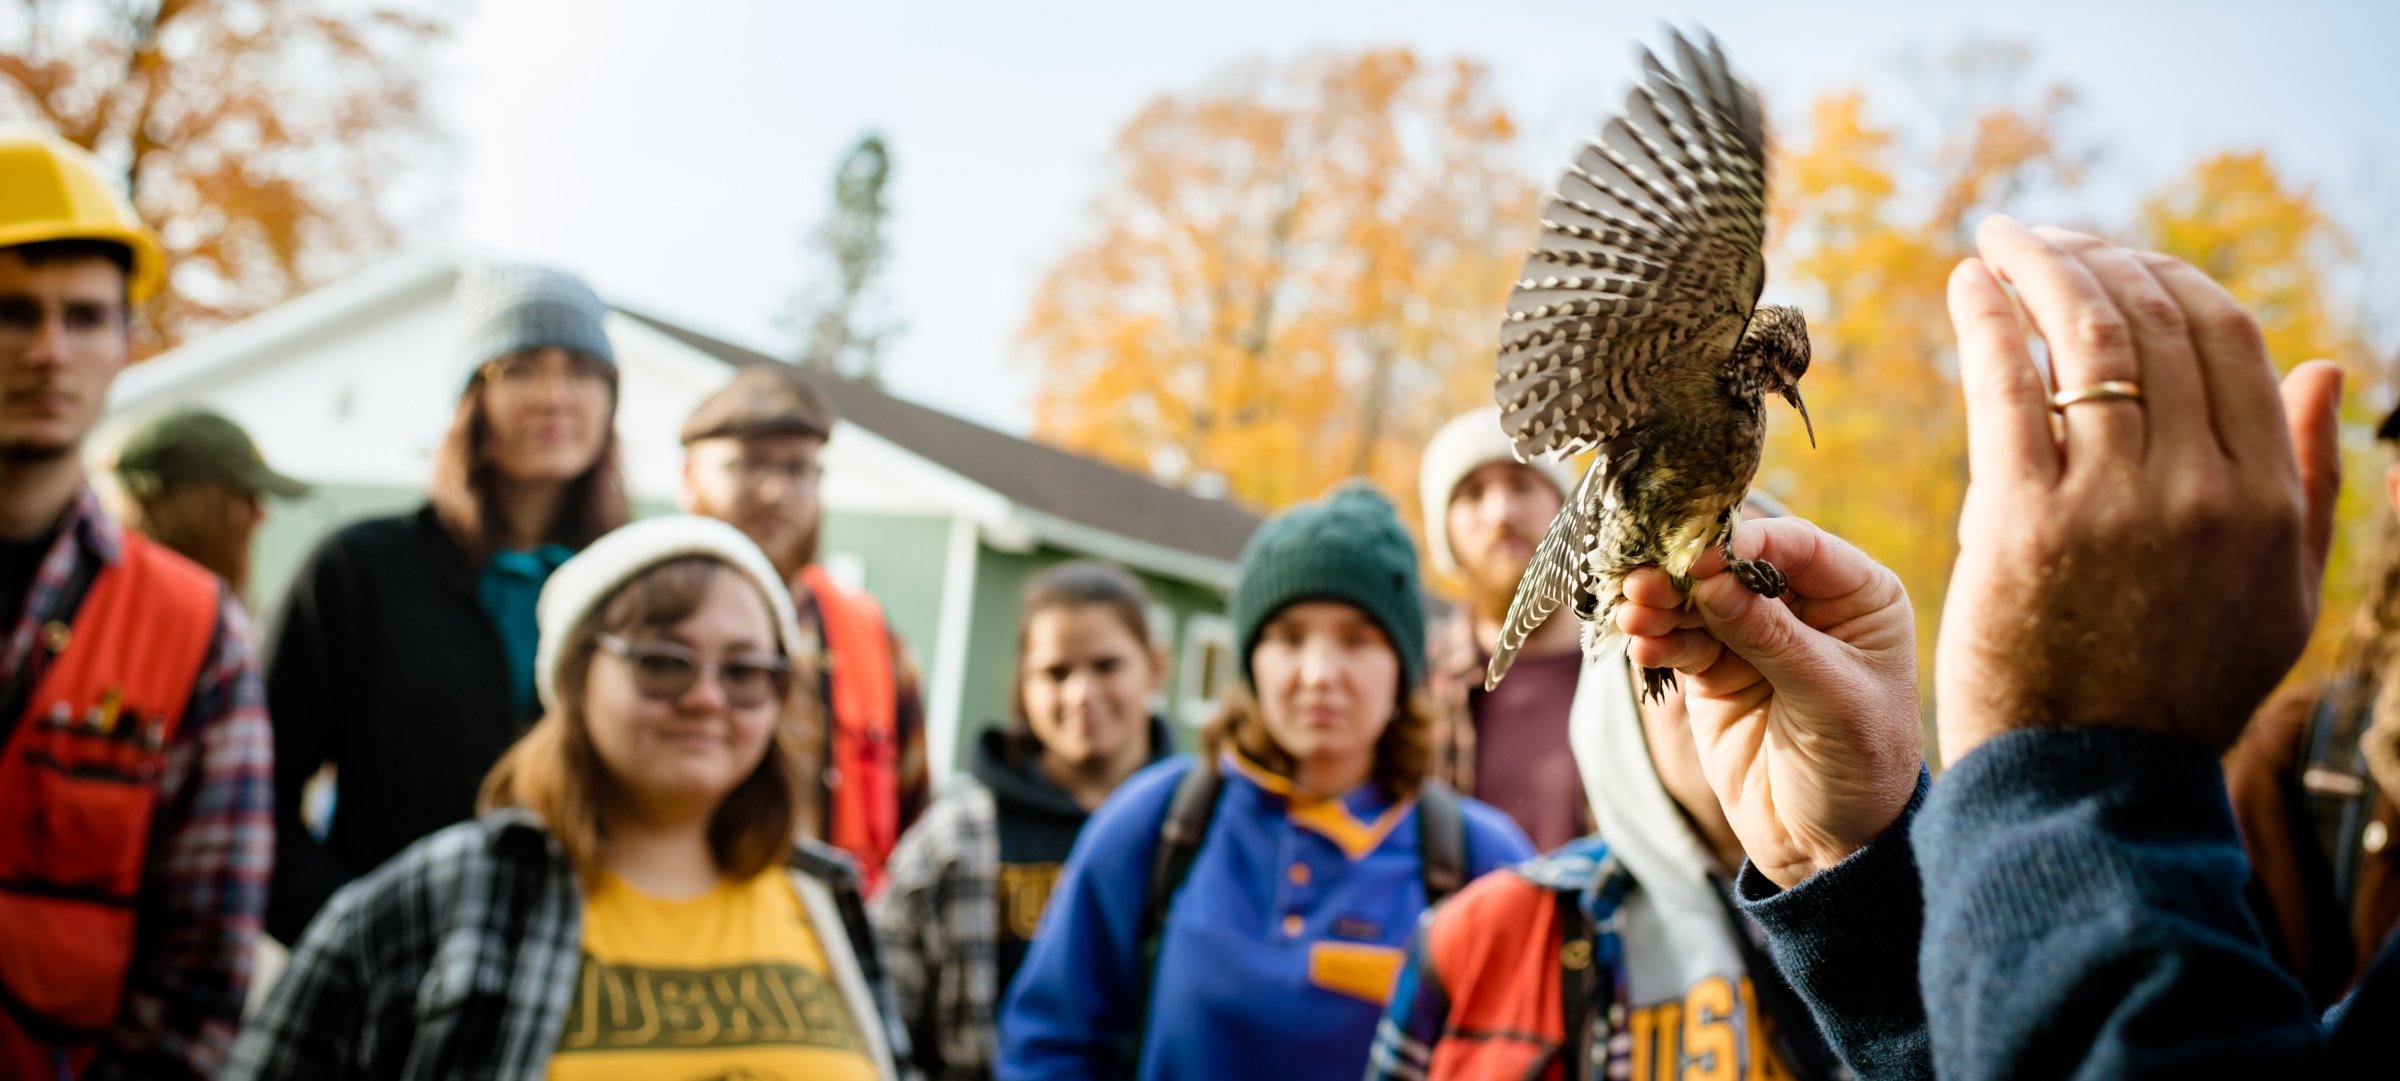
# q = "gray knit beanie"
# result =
<box><xmin>1230</xmin><ymin>482</ymin><xmax>1427</xmax><ymax>691</ymax></box>
<box><xmin>454</xmin><ymin>264</ymin><xmax>615</xmax><ymax>386</ymax></box>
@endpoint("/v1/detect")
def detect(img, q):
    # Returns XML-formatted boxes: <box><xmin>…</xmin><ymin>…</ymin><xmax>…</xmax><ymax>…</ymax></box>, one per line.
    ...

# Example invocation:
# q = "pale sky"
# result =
<box><xmin>436</xmin><ymin>0</ymin><xmax>2400</xmax><ymax>434</ymax></box>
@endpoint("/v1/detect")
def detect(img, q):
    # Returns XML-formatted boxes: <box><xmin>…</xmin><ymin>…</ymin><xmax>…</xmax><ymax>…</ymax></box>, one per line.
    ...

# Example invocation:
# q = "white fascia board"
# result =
<box><xmin>616</xmin><ymin>317</ymin><xmax>1237</xmax><ymax>590</ymax></box>
<box><xmin>925</xmin><ymin>513</ymin><xmax>981</xmax><ymax>781</ymax></box>
<box><xmin>603</xmin><ymin>313</ymin><xmax>752</xmax><ymax>388</ymax></box>
<box><xmin>614</xmin><ymin>317</ymin><xmax>1021</xmax><ymax>527</ymax></box>
<box><xmin>827</xmin><ymin>423</ymin><xmax>1017</xmax><ymax>528</ymax></box>
<box><xmin>1005</xmin><ymin>508</ymin><xmax>1238</xmax><ymax>591</ymax></box>
<box><xmin>110</xmin><ymin>251</ymin><xmax>460</xmax><ymax>410</ymax></box>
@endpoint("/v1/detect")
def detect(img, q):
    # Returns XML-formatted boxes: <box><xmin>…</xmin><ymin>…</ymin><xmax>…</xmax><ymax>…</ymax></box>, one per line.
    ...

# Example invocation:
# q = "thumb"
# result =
<box><xmin>2279</xmin><ymin>359</ymin><xmax>2343</xmax><ymax>585</ymax></box>
<box><xmin>1691</xmin><ymin>571</ymin><xmax>1819</xmax><ymax>686</ymax></box>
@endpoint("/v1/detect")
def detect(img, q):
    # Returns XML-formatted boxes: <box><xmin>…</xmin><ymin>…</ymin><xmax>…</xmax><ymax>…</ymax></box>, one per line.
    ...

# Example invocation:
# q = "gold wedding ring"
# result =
<box><xmin>2051</xmin><ymin>381</ymin><xmax>2144</xmax><ymax>410</ymax></box>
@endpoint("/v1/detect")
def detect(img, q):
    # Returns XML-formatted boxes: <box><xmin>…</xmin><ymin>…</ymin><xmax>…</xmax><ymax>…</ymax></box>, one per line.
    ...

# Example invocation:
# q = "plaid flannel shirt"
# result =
<box><xmin>0</xmin><ymin>487</ymin><xmax>273</xmax><ymax>1079</ymax></box>
<box><xmin>228</xmin><ymin>809</ymin><xmax>917</xmax><ymax>1080</ymax></box>
<box><xmin>870</xmin><ymin>785</ymin><xmax>1001</xmax><ymax>1081</ymax></box>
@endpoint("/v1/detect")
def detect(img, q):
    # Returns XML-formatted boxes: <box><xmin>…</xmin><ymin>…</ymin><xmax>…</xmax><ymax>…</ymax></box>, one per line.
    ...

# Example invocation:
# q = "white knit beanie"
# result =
<box><xmin>533</xmin><ymin>516</ymin><xmax>803</xmax><ymax>709</ymax></box>
<box><xmin>1418</xmin><ymin>406</ymin><xmax>1575</xmax><ymax>576</ymax></box>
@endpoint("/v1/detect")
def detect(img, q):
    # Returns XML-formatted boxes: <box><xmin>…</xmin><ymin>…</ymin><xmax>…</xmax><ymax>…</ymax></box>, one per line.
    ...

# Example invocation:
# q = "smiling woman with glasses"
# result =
<box><xmin>228</xmin><ymin>516</ymin><xmax>913</xmax><ymax>1081</ymax></box>
<box><xmin>594</xmin><ymin>633</ymin><xmax>793</xmax><ymax>707</ymax></box>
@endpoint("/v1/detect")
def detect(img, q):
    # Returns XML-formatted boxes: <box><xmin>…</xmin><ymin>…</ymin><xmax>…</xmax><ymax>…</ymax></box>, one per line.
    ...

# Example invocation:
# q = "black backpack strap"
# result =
<box><xmin>1556</xmin><ymin>885</ymin><xmax>1601</xmax><ymax>1081</ymax></box>
<box><xmin>2298</xmin><ymin>684</ymin><xmax>2381</xmax><ymax>912</ymax></box>
<box><xmin>1129</xmin><ymin>763</ymin><xmax>1225</xmax><ymax>1073</ymax></box>
<box><xmin>1416</xmin><ymin>779</ymin><xmax>1468</xmax><ymax>904</ymax></box>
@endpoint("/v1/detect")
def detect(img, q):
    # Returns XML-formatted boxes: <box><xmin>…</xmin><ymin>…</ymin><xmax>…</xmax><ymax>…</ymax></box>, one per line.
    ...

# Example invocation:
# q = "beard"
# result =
<box><xmin>1462</xmin><ymin>535</ymin><xmax>1538</xmax><ymax>620</ymax></box>
<box><xmin>0</xmin><ymin>438</ymin><xmax>72</xmax><ymax>465</ymax></box>
<box><xmin>686</xmin><ymin>490</ymin><xmax>814</xmax><ymax>579</ymax></box>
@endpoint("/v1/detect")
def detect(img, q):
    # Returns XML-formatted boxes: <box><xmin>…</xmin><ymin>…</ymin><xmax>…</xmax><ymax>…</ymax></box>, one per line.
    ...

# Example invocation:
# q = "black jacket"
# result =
<box><xmin>970</xmin><ymin>717</ymin><xmax>1174</xmax><ymax>990</ymax></box>
<box><xmin>263</xmin><ymin>506</ymin><xmax>531</xmax><ymax>944</ymax></box>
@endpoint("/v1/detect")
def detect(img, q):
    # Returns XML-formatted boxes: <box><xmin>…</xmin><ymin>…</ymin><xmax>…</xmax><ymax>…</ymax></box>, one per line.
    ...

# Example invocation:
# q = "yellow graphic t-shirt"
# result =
<box><xmin>548</xmin><ymin>869</ymin><xmax>879</xmax><ymax>1081</ymax></box>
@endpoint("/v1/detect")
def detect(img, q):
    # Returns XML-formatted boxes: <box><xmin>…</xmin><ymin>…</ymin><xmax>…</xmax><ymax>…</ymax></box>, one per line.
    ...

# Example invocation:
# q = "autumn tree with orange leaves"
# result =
<box><xmin>0</xmin><ymin>0</ymin><xmax>450</xmax><ymax>348</ymax></box>
<box><xmin>1029</xmin><ymin>41</ymin><xmax>2384</xmax><ymax>700</ymax></box>
<box><xmin>2139</xmin><ymin>149</ymin><xmax>2380</xmax><ymax>679</ymax></box>
<box><xmin>1767</xmin><ymin>45</ymin><xmax>2378</xmax><ymax>694</ymax></box>
<box><xmin>1759</xmin><ymin>44</ymin><xmax>2083</xmax><ymax>681</ymax></box>
<box><xmin>1023</xmin><ymin>48</ymin><xmax>1537</xmax><ymax>527</ymax></box>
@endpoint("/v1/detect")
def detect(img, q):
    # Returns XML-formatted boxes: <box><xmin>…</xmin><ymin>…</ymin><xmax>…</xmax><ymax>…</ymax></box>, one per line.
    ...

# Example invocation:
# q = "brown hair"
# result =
<box><xmin>121</xmin><ymin>480</ymin><xmax>256</xmax><ymax>596</ymax></box>
<box><xmin>1008</xmin><ymin>560</ymin><xmax>1158</xmax><ymax>727</ymax></box>
<box><xmin>1197</xmin><ymin>681</ymin><xmax>1436</xmax><ymax>800</ymax></box>
<box><xmin>478</xmin><ymin>555</ymin><xmax>816</xmax><ymax>885</ymax></box>
<box><xmin>2</xmin><ymin>238</ymin><xmax>135</xmax><ymax>311</ymax></box>
<box><xmin>429</xmin><ymin>367</ymin><xmax>630</xmax><ymax>566</ymax></box>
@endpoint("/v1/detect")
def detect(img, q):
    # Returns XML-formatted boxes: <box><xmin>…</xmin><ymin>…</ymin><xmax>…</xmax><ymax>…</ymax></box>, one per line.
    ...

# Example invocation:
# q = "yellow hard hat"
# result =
<box><xmin>0</xmin><ymin>128</ymin><xmax>166</xmax><ymax>301</ymax></box>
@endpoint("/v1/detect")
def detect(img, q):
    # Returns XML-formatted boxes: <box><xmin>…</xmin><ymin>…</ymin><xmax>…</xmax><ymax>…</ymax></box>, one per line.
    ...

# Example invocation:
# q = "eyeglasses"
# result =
<box><xmin>719</xmin><ymin>456</ymin><xmax>820</xmax><ymax>488</ymax></box>
<box><xmin>596</xmin><ymin>634</ymin><xmax>793</xmax><ymax>708</ymax></box>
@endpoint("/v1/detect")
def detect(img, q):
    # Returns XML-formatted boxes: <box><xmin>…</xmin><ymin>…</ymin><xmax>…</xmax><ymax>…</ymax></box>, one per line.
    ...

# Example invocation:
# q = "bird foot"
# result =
<box><xmin>1729</xmin><ymin>557</ymin><xmax>1787</xmax><ymax>598</ymax></box>
<box><xmin>1638</xmin><ymin>665</ymin><xmax>1677</xmax><ymax>704</ymax></box>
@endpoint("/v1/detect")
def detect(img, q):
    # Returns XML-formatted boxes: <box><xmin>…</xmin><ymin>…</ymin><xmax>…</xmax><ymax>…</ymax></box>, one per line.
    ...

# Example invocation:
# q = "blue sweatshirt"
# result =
<box><xmin>1737</xmin><ymin>728</ymin><xmax>2400</xmax><ymax>1080</ymax></box>
<box><xmin>997</xmin><ymin>753</ymin><xmax>1533</xmax><ymax>1081</ymax></box>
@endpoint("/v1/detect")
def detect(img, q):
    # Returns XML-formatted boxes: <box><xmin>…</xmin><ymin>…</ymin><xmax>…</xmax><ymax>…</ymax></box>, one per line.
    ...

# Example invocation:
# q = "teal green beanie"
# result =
<box><xmin>1230</xmin><ymin>482</ymin><xmax>1427</xmax><ymax>691</ymax></box>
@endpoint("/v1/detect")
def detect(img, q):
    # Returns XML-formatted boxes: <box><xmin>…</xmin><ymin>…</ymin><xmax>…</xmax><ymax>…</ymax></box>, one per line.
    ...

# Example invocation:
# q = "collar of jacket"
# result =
<box><xmin>970</xmin><ymin>714</ymin><xmax>1177</xmax><ymax>819</ymax></box>
<box><xmin>1223</xmin><ymin>750</ymin><xmax>1413</xmax><ymax>861</ymax></box>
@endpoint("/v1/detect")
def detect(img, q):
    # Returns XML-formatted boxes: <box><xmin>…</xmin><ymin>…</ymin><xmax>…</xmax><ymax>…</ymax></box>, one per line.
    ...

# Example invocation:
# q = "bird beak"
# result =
<box><xmin>1783</xmin><ymin>387</ymin><xmax>1816</xmax><ymax>448</ymax></box>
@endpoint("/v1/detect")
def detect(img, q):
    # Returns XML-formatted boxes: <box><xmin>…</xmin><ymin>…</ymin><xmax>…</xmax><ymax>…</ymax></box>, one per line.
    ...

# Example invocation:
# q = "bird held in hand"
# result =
<box><xmin>1485</xmin><ymin>28</ymin><xmax>1814</xmax><ymax>701</ymax></box>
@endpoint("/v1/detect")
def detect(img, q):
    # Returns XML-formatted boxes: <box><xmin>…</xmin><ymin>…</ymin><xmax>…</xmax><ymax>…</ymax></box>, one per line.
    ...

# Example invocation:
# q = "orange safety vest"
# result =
<box><xmin>799</xmin><ymin>565</ymin><xmax>900</xmax><ymax>895</ymax></box>
<box><xmin>0</xmin><ymin>533</ymin><xmax>219</xmax><ymax>1077</ymax></box>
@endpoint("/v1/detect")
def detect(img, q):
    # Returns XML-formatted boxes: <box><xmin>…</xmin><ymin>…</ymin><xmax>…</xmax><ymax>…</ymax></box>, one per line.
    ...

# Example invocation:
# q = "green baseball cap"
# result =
<box><xmin>114</xmin><ymin>408</ymin><xmax>311</xmax><ymax>500</ymax></box>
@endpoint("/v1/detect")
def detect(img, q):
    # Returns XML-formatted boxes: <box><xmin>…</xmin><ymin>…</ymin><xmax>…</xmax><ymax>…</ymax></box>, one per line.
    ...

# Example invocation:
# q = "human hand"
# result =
<box><xmin>1933</xmin><ymin>216</ymin><xmax>2342</xmax><ymax>766</ymax></box>
<box><xmin>1619</xmin><ymin>518</ymin><xmax>1922</xmax><ymax>888</ymax></box>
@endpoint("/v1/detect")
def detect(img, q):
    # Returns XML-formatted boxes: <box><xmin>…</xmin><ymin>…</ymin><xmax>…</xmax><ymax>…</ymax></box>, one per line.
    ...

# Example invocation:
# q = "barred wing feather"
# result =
<box><xmin>1494</xmin><ymin>29</ymin><xmax>1771</xmax><ymax>462</ymax></box>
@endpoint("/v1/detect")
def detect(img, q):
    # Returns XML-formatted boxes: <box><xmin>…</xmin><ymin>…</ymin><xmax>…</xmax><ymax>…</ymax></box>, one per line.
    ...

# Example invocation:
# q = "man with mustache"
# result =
<box><xmin>0</xmin><ymin>129</ymin><xmax>271</xmax><ymax>1078</ymax></box>
<box><xmin>1420</xmin><ymin>406</ymin><xmax>1588</xmax><ymax>849</ymax></box>
<box><xmin>681</xmin><ymin>363</ymin><xmax>927</xmax><ymax>893</ymax></box>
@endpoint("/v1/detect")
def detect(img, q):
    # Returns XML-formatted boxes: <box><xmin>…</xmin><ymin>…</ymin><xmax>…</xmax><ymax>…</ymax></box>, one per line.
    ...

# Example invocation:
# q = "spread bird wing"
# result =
<box><xmin>1485</xmin><ymin>464</ymin><xmax>1604</xmax><ymax>690</ymax></box>
<box><xmin>1495</xmin><ymin>28</ymin><xmax>1772</xmax><ymax>462</ymax></box>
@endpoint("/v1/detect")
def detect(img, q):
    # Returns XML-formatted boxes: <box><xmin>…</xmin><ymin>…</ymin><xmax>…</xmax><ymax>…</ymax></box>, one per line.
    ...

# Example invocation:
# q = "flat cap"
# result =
<box><xmin>116</xmin><ymin>408</ymin><xmax>310</xmax><ymax>500</ymax></box>
<box><xmin>680</xmin><ymin>362</ymin><xmax>838</xmax><ymax>446</ymax></box>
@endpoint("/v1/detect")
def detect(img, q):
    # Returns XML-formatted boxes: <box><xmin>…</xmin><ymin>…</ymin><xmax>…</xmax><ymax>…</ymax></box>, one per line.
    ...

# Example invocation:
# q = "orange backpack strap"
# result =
<box><xmin>0</xmin><ymin>533</ymin><xmax>219</xmax><ymax>1065</ymax></box>
<box><xmin>799</xmin><ymin>565</ymin><xmax>899</xmax><ymax>889</ymax></box>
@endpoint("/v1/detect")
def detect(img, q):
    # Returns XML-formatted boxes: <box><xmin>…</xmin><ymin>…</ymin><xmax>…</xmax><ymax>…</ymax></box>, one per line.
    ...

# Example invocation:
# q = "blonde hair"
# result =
<box><xmin>121</xmin><ymin>480</ymin><xmax>255</xmax><ymax>596</ymax></box>
<box><xmin>478</xmin><ymin>555</ymin><xmax>817</xmax><ymax>884</ymax></box>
